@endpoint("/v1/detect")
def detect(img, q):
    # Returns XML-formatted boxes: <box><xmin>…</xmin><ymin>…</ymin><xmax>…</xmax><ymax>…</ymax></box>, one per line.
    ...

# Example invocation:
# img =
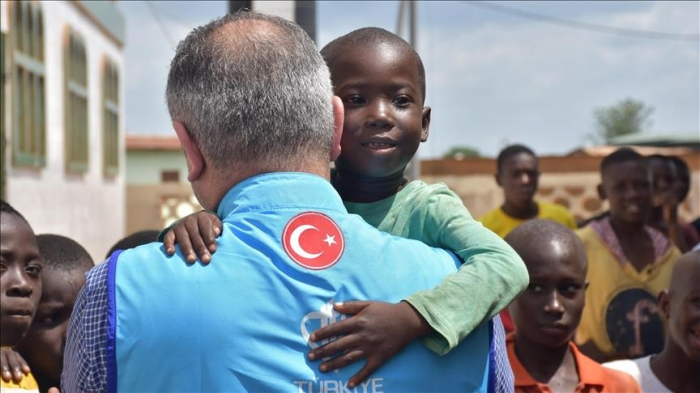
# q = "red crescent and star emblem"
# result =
<box><xmin>282</xmin><ymin>212</ymin><xmax>345</xmax><ymax>270</ymax></box>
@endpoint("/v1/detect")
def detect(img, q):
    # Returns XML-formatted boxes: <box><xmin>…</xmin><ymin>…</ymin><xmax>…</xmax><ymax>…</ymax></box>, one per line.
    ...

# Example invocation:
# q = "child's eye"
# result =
<box><xmin>344</xmin><ymin>95</ymin><xmax>365</xmax><ymax>106</ymax></box>
<box><xmin>559</xmin><ymin>284</ymin><xmax>582</xmax><ymax>296</ymax></box>
<box><xmin>527</xmin><ymin>284</ymin><xmax>544</xmax><ymax>293</ymax></box>
<box><xmin>25</xmin><ymin>263</ymin><xmax>43</xmax><ymax>277</ymax></box>
<box><xmin>393</xmin><ymin>95</ymin><xmax>411</xmax><ymax>107</ymax></box>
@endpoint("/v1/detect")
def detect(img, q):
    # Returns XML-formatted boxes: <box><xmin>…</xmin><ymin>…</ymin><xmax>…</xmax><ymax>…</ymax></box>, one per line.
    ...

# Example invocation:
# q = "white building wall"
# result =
<box><xmin>1</xmin><ymin>1</ymin><xmax>125</xmax><ymax>262</ymax></box>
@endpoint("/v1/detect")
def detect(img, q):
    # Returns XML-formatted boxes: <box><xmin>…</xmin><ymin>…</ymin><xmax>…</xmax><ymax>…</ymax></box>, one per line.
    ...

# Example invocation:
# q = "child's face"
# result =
<box><xmin>17</xmin><ymin>267</ymin><xmax>87</xmax><ymax>382</ymax></box>
<box><xmin>601</xmin><ymin>160</ymin><xmax>652</xmax><ymax>225</ymax></box>
<box><xmin>509</xmin><ymin>239</ymin><xmax>587</xmax><ymax>349</ymax></box>
<box><xmin>0</xmin><ymin>213</ymin><xmax>43</xmax><ymax>347</ymax></box>
<box><xmin>662</xmin><ymin>253</ymin><xmax>700</xmax><ymax>361</ymax></box>
<box><xmin>331</xmin><ymin>43</ymin><xmax>430</xmax><ymax>179</ymax></box>
<box><xmin>497</xmin><ymin>153</ymin><xmax>539</xmax><ymax>209</ymax></box>
<box><xmin>649</xmin><ymin>158</ymin><xmax>675</xmax><ymax>196</ymax></box>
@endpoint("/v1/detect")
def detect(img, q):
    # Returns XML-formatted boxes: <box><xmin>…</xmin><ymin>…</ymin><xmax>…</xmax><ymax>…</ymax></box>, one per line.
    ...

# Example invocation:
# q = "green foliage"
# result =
<box><xmin>443</xmin><ymin>146</ymin><xmax>481</xmax><ymax>159</ymax></box>
<box><xmin>590</xmin><ymin>98</ymin><xmax>654</xmax><ymax>144</ymax></box>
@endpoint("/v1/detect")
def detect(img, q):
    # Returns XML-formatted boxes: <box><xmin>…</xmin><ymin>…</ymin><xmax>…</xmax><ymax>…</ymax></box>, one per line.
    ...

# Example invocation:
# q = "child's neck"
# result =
<box><xmin>333</xmin><ymin>170</ymin><xmax>409</xmax><ymax>203</ymax></box>
<box><xmin>514</xmin><ymin>335</ymin><xmax>578</xmax><ymax>387</ymax></box>
<box><xmin>609</xmin><ymin>215</ymin><xmax>655</xmax><ymax>271</ymax></box>
<box><xmin>501</xmin><ymin>200</ymin><xmax>538</xmax><ymax>220</ymax></box>
<box><xmin>651</xmin><ymin>338</ymin><xmax>700</xmax><ymax>393</ymax></box>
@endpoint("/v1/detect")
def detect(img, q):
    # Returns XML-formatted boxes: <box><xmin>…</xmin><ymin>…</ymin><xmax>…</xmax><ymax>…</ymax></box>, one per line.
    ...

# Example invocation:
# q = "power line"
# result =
<box><xmin>144</xmin><ymin>1</ymin><xmax>176</xmax><ymax>48</ymax></box>
<box><xmin>461</xmin><ymin>1</ymin><xmax>699</xmax><ymax>42</ymax></box>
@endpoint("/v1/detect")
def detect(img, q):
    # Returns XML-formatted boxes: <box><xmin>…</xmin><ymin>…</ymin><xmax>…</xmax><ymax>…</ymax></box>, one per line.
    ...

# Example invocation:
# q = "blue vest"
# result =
<box><xmin>107</xmin><ymin>173</ymin><xmax>494</xmax><ymax>392</ymax></box>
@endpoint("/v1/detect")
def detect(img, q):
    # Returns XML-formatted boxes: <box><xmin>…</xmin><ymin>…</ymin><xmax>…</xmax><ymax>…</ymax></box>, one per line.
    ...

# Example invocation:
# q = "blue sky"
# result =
<box><xmin>122</xmin><ymin>1</ymin><xmax>699</xmax><ymax>158</ymax></box>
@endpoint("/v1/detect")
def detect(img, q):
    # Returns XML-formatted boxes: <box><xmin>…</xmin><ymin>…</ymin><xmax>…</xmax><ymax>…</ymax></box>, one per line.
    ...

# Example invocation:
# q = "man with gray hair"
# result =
<box><xmin>63</xmin><ymin>12</ymin><xmax>496</xmax><ymax>392</ymax></box>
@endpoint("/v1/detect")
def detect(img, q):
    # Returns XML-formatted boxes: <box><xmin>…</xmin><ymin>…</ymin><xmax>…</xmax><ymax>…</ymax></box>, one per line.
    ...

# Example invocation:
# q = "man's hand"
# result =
<box><xmin>1</xmin><ymin>347</ymin><xmax>30</xmax><ymax>384</ymax></box>
<box><xmin>163</xmin><ymin>211</ymin><xmax>222</xmax><ymax>263</ymax></box>
<box><xmin>307</xmin><ymin>301</ymin><xmax>431</xmax><ymax>388</ymax></box>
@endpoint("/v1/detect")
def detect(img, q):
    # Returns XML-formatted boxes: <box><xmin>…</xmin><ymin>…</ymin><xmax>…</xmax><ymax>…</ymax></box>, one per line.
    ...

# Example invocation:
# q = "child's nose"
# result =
<box><xmin>543</xmin><ymin>291</ymin><xmax>564</xmax><ymax>314</ymax></box>
<box><xmin>7</xmin><ymin>272</ymin><xmax>34</xmax><ymax>297</ymax></box>
<box><xmin>366</xmin><ymin>100</ymin><xmax>394</xmax><ymax>129</ymax></box>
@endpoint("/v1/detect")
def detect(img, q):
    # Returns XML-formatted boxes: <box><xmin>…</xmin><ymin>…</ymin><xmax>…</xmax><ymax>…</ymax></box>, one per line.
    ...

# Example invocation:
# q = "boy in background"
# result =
<box><xmin>0</xmin><ymin>200</ymin><xmax>43</xmax><ymax>392</ymax></box>
<box><xmin>15</xmin><ymin>234</ymin><xmax>93</xmax><ymax>392</ymax></box>
<box><xmin>479</xmin><ymin>144</ymin><xmax>577</xmax><ymax>331</ymax></box>
<box><xmin>575</xmin><ymin>148</ymin><xmax>681</xmax><ymax>362</ymax></box>
<box><xmin>605</xmin><ymin>249</ymin><xmax>700</xmax><ymax>393</ymax></box>
<box><xmin>505</xmin><ymin>219</ymin><xmax>640</xmax><ymax>393</ymax></box>
<box><xmin>163</xmin><ymin>27</ymin><xmax>527</xmax><ymax>389</ymax></box>
<box><xmin>647</xmin><ymin>154</ymin><xmax>692</xmax><ymax>252</ymax></box>
<box><xmin>479</xmin><ymin>144</ymin><xmax>578</xmax><ymax>239</ymax></box>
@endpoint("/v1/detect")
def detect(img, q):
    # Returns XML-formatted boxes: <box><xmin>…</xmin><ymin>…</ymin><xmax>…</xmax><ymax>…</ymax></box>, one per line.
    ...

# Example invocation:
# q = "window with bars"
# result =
<box><xmin>65</xmin><ymin>28</ymin><xmax>88</xmax><ymax>173</ymax></box>
<box><xmin>103</xmin><ymin>58</ymin><xmax>119</xmax><ymax>176</ymax></box>
<box><xmin>11</xmin><ymin>1</ymin><xmax>45</xmax><ymax>168</ymax></box>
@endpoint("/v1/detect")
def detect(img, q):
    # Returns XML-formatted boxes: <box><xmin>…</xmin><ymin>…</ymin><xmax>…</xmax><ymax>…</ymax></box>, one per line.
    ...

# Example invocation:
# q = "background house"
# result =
<box><xmin>1</xmin><ymin>1</ymin><xmax>126</xmax><ymax>261</ymax></box>
<box><xmin>125</xmin><ymin>134</ymin><xmax>198</xmax><ymax>236</ymax></box>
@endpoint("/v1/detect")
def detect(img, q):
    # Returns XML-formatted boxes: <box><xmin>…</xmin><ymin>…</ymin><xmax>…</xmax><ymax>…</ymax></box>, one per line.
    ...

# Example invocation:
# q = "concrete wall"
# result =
<box><xmin>421</xmin><ymin>152</ymin><xmax>700</xmax><ymax>224</ymax></box>
<box><xmin>126</xmin><ymin>183</ymin><xmax>200</xmax><ymax>236</ymax></box>
<box><xmin>2</xmin><ymin>1</ymin><xmax>125</xmax><ymax>262</ymax></box>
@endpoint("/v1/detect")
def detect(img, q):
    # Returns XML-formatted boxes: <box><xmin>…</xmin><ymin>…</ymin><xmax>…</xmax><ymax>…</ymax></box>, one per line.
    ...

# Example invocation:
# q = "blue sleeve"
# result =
<box><xmin>62</xmin><ymin>260</ymin><xmax>110</xmax><ymax>393</ymax></box>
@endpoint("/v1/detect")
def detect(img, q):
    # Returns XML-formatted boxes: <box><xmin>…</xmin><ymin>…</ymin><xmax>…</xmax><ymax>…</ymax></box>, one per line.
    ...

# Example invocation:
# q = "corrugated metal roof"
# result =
<box><xmin>609</xmin><ymin>133</ymin><xmax>700</xmax><ymax>147</ymax></box>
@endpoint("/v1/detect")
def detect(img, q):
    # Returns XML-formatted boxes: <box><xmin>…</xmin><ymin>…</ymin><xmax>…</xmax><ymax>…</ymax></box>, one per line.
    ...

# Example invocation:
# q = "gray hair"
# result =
<box><xmin>166</xmin><ymin>12</ymin><xmax>334</xmax><ymax>169</ymax></box>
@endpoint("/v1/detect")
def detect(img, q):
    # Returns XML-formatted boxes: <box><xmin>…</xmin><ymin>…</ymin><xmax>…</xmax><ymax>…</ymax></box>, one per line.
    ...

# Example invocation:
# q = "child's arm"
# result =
<box><xmin>0</xmin><ymin>347</ymin><xmax>30</xmax><ymax>384</ymax></box>
<box><xmin>161</xmin><ymin>211</ymin><xmax>222</xmax><ymax>263</ymax></box>
<box><xmin>309</xmin><ymin>185</ymin><xmax>528</xmax><ymax>382</ymax></box>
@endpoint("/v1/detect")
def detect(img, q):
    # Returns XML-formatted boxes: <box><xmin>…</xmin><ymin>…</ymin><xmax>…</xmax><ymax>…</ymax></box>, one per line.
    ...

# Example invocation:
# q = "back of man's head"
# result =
<box><xmin>166</xmin><ymin>11</ymin><xmax>334</xmax><ymax>170</ymax></box>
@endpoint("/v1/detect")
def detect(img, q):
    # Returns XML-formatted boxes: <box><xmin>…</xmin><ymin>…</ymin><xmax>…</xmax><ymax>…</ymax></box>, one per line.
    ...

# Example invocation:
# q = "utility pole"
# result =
<box><xmin>396</xmin><ymin>1</ymin><xmax>420</xmax><ymax>181</ymax></box>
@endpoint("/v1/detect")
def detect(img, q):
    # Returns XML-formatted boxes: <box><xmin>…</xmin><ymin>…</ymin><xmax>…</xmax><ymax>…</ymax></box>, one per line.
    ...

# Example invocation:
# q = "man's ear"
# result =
<box><xmin>495</xmin><ymin>172</ymin><xmax>503</xmax><ymax>188</ymax></box>
<box><xmin>330</xmin><ymin>96</ymin><xmax>344</xmax><ymax>161</ymax></box>
<box><xmin>597</xmin><ymin>183</ymin><xmax>607</xmax><ymax>201</ymax></box>
<box><xmin>420</xmin><ymin>106</ymin><xmax>431</xmax><ymax>142</ymax></box>
<box><xmin>172</xmin><ymin>120</ymin><xmax>205</xmax><ymax>182</ymax></box>
<box><xmin>658</xmin><ymin>289</ymin><xmax>671</xmax><ymax>320</ymax></box>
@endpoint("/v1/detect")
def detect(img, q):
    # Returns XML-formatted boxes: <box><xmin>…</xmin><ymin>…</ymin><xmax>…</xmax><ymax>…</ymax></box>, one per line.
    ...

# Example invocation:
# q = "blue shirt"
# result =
<box><xmin>63</xmin><ymin>173</ymin><xmax>508</xmax><ymax>392</ymax></box>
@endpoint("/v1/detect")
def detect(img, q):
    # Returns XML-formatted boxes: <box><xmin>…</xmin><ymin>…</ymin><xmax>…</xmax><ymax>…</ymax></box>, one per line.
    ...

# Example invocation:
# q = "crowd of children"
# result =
<box><xmin>1</xmin><ymin>20</ymin><xmax>698</xmax><ymax>393</ymax></box>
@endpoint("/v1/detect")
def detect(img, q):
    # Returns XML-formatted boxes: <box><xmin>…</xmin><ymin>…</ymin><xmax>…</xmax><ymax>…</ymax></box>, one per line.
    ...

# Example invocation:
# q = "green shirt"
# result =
<box><xmin>343</xmin><ymin>180</ymin><xmax>528</xmax><ymax>355</ymax></box>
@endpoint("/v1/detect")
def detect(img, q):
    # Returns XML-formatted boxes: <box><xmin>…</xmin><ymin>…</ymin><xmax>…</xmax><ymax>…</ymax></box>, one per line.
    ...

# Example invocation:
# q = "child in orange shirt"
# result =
<box><xmin>504</xmin><ymin>219</ymin><xmax>640</xmax><ymax>392</ymax></box>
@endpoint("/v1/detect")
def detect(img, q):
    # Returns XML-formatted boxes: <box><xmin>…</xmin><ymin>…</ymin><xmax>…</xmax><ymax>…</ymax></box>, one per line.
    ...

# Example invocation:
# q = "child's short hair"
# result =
<box><xmin>496</xmin><ymin>144</ymin><xmax>536</xmax><ymax>173</ymax></box>
<box><xmin>106</xmin><ymin>229</ymin><xmax>160</xmax><ymax>258</ymax></box>
<box><xmin>320</xmin><ymin>27</ymin><xmax>426</xmax><ymax>102</ymax></box>
<box><xmin>645</xmin><ymin>154</ymin><xmax>669</xmax><ymax>165</ymax></box>
<box><xmin>36</xmin><ymin>234</ymin><xmax>93</xmax><ymax>272</ymax></box>
<box><xmin>669</xmin><ymin>155</ymin><xmax>690</xmax><ymax>176</ymax></box>
<box><xmin>0</xmin><ymin>198</ymin><xmax>28</xmax><ymax>224</ymax></box>
<box><xmin>600</xmin><ymin>147</ymin><xmax>645</xmax><ymax>176</ymax></box>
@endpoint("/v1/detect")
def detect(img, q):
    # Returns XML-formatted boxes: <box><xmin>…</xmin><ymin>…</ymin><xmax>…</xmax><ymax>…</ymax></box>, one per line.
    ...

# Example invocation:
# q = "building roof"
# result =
<box><xmin>126</xmin><ymin>135</ymin><xmax>181</xmax><ymax>151</ymax></box>
<box><xmin>608</xmin><ymin>133</ymin><xmax>700</xmax><ymax>148</ymax></box>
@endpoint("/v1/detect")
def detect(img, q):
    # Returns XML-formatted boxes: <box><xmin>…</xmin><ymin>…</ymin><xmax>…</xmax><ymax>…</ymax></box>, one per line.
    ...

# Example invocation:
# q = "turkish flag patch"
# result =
<box><xmin>282</xmin><ymin>212</ymin><xmax>345</xmax><ymax>270</ymax></box>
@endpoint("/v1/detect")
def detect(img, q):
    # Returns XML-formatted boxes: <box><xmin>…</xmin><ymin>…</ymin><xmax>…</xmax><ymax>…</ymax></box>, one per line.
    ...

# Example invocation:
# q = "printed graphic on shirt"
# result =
<box><xmin>283</xmin><ymin>212</ymin><xmax>345</xmax><ymax>270</ymax></box>
<box><xmin>301</xmin><ymin>299</ymin><xmax>347</xmax><ymax>353</ymax></box>
<box><xmin>299</xmin><ymin>300</ymin><xmax>386</xmax><ymax>392</ymax></box>
<box><xmin>605</xmin><ymin>288</ymin><xmax>664</xmax><ymax>358</ymax></box>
